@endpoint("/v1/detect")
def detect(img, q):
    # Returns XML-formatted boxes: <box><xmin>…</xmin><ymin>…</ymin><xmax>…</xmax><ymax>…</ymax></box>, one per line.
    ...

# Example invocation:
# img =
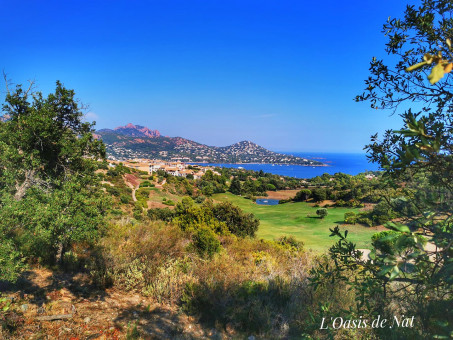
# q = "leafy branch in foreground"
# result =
<box><xmin>318</xmin><ymin>1</ymin><xmax>453</xmax><ymax>337</ymax></box>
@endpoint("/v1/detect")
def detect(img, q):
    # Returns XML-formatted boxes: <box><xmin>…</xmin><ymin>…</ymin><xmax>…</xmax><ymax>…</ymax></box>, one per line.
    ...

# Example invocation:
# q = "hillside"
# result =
<box><xmin>96</xmin><ymin>124</ymin><xmax>325</xmax><ymax>166</ymax></box>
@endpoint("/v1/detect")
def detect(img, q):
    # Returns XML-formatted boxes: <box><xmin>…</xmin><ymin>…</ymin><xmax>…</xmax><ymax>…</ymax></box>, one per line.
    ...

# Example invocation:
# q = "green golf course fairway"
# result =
<box><xmin>213</xmin><ymin>192</ymin><xmax>379</xmax><ymax>252</ymax></box>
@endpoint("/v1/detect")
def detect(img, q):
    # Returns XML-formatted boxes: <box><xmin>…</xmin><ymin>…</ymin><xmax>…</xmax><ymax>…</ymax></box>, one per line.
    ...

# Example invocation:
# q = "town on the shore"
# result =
<box><xmin>108</xmin><ymin>158</ymin><xmax>221</xmax><ymax>179</ymax></box>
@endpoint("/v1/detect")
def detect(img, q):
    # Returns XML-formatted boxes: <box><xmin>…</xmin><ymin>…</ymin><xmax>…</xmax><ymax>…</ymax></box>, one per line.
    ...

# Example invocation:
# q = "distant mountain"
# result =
<box><xmin>99</xmin><ymin>123</ymin><xmax>161</xmax><ymax>138</ymax></box>
<box><xmin>96</xmin><ymin>123</ymin><xmax>325</xmax><ymax>166</ymax></box>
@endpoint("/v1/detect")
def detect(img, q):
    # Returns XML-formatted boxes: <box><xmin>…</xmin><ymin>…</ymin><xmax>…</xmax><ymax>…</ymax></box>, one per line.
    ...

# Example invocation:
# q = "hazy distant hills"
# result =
<box><xmin>96</xmin><ymin>123</ymin><xmax>325</xmax><ymax>166</ymax></box>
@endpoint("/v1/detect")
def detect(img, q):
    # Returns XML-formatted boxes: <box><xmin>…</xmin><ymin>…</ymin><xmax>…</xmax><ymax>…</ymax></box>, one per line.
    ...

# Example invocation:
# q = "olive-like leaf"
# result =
<box><xmin>428</xmin><ymin>63</ymin><xmax>446</xmax><ymax>84</ymax></box>
<box><xmin>406</xmin><ymin>61</ymin><xmax>428</xmax><ymax>72</ymax></box>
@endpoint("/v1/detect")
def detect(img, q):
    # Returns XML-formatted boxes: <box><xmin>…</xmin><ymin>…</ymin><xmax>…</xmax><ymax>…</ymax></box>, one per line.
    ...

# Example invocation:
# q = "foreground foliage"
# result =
<box><xmin>0</xmin><ymin>82</ymin><xmax>109</xmax><ymax>280</ymax></box>
<box><xmin>311</xmin><ymin>1</ymin><xmax>453</xmax><ymax>338</ymax></box>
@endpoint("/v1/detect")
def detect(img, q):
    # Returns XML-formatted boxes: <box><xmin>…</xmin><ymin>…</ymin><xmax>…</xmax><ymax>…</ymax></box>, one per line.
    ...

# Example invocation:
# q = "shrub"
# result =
<box><xmin>195</xmin><ymin>195</ymin><xmax>206</xmax><ymax>204</ymax></box>
<box><xmin>344</xmin><ymin>211</ymin><xmax>357</xmax><ymax>224</ymax></box>
<box><xmin>139</xmin><ymin>181</ymin><xmax>153</xmax><ymax>188</ymax></box>
<box><xmin>191</xmin><ymin>228</ymin><xmax>221</xmax><ymax>258</ymax></box>
<box><xmin>356</xmin><ymin>215</ymin><xmax>373</xmax><ymax>227</ymax></box>
<box><xmin>163</xmin><ymin>199</ymin><xmax>175</xmax><ymax>206</ymax></box>
<box><xmin>275</xmin><ymin>236</ymin><xmax>304</xmax><ymax>251</ymax></box>
<box><xmin>371</xmin><ymin>230</ymin><xmax>400</xmax><ymax>254</ymax></box>
<box><xmin>136</xmin><ymin>188</ymin><xmax>151</xmax><ymax>200</ymax></box>
<box><xmin>120</xmin><ymin>195</ymin><xmax>131</xmax><ymax>204</ymax></box>
<box><xmin>0</xmin><ymin>239</ymin><xmax>27</xmax><ymax>283</ymax></box>
<box><xmin>211</xmin><ymin>202</ymin><xmax>259</xmax><ymax>237</ymax></box>
<box><xmin>148</xmin><ymin>208</ymin><xmax>175</xmax><ymax>222</ymax></box>
<box><xmin>371</xmin><ymin>230</ymin><xmax>427</xmax><ymax>255</ymax></box>
<box><xmin>316</xmin><ymin>208</ymin><xmax>328</xmax><ymax>219</ymax></box>
<box><xmin>106</xmin><ymin>186</ymin><xmax>121</xmax><ymax>197</ymax></box>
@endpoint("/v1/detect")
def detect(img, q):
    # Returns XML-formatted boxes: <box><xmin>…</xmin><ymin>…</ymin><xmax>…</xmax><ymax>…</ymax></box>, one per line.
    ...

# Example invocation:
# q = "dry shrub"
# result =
<box><xmin>181</xmin><ymin>237</ymin><xmax>315</xmax><ymax>337</ymax></box>
<box><xmin>89</xmin><ymin>218</ymin><xmax>360</xmax><ymax>338</ymax></box>
<box><xmin>88</xmin><ymin>217</ymin><xmax>193</xmax><ymax>303</ymax></box>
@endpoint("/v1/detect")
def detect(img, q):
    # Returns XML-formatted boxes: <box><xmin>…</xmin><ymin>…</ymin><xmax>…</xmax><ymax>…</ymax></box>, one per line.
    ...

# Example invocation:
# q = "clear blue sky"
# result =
<box><xmin>2</xmin><ymin>0</ymin><xmax>414</xmax><ymax>152</ymax></box>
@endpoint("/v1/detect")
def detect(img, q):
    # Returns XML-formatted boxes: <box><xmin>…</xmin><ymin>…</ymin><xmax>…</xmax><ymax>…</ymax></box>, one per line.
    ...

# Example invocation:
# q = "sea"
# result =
<box><xmin>190</xmin><ymin>152</ymin><xmax>380</xmax><ymax>179</ymax></box>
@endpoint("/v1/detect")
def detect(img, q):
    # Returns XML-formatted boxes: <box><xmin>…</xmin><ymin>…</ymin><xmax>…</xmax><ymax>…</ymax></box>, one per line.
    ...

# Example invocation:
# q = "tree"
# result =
<box><xmin>212</xmin><ymin>202</ymin><xmax>259</xmax><ymax>237</ymax></box>
<box><xmin>294</xmin><ymin>189</ymin><xmax>311</xmax><ymax>201</ymax></box>
<box><xmin>311</xmin><ymin>188</ymin><xmax>327</xmax><ymax>202</ymax></box>
<box><xmin>229</xmin><ymin>177</ymin><xmax>242</xmax><ymax>195</ymax></box>
<box><xmin>316</xmin><ymin>208</ymin><xmax>328</xmax><ymax>219</ymax></box>
<box><xmin>312</xmin><ymin>2</ymin><xmax>453</xmax><ymax>337</ymax></box>
<box><xmin>0</xmin><ymin>81</ymin><xmax>109</xmax><ymax>277</ymax></box>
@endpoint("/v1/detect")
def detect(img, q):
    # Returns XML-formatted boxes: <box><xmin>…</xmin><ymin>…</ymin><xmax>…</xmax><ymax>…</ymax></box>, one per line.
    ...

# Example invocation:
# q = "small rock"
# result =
<box><xmin>248</xmin><ymin>336</ymin><xmax>256</xmax><ymax>340</ymax></box>
<box><xmin>84</xmin><ymin>317</ymin><xmax>91</xmax><ymax>323</ymax></box>
<box><xmin>20</xmin><ymin>304</ymin><xmax>28</xmax><ymax>312</ymax></box>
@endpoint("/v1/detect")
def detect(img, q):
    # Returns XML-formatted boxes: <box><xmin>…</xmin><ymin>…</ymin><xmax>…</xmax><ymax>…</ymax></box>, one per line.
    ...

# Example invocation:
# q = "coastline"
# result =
<box><xmin>188</xmin><ymin>162</ymin><xmax>329</xmax><ymax>167</ymax></box>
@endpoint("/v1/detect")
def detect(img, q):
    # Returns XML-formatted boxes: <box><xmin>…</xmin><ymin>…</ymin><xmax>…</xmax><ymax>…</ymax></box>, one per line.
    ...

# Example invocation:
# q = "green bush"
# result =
<box><xmin>120</xmin><ymin>195</ymin><xmax>131</xmax><ymax>204</ymax></box>
<box><xmin>344</xmin><ymin>211</ymin><xmax>357</xmax><ymax>224</ymax></box>
<box><xmin>163</xmin><ymin>199</ymin><xmax>175</xmax><ymax>206</ymax></box>
<box><xmin>0</xmin><ymin>239</ymin><xmax>27</xmax><ymax>283</ymax></box>
<box><xmin>356</xmin><ymin>215</ymin><xmax>373</xmax><ymax>227</ymax></box>
<box><xmin>106</xmin><ymin>186</ymin><xmax>121</xmax><ymax>197</ymax></box>
<box><xmin>191</xmin><ymin>228</ymin><xmax>221</xmax><ymax>257</ymax></box>
<box><xmin>148</xmin><ymin>208</ymin><xmax>175</xmax><ymax>222</ymax></box>
<box><xmin>372</xmin><ymin>230</ymin><xmax>427</xmax><ymax>255</ymax></box>
<box><xmin>139</xmin><ymin>181</ymin><xmax>154</xmax><ymax>188</ymax></box>
<box><xmin>316</xmin><ymin>208</ymin><xmax>328</xmax><ymax>219</ymax></box>
<box><xmin>136</xmin><ymin>188</ymin><xmax>151</xmax><ymax>200</ymax></box>
<box><xmin>275</xmin><ymin>236</ymin><xmax>304</xmax><ymax>251</ymax></box>
<box><xmin>371</xmin><ymin>230</ymin><xmax>399</xmax><ymax>254</ymax></box>
<box><xmin>211</xmin><ymin>202</ymin><xmax>259</xmax><ymax>237</ymax></box>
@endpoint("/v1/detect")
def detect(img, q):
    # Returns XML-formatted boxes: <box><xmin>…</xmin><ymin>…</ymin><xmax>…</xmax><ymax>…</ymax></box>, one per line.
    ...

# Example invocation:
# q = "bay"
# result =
<box><xmin>189</xmin><ymin>152</ymin><xmax>380</xmax><ymax>179</ymax></box>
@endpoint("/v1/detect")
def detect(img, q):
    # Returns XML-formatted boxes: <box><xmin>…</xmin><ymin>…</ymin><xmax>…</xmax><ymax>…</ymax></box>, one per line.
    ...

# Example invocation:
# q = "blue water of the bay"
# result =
<box><xmin>189</xmin><ymin>152</ymin><xmax>380</xmax><ymax>179</ymax></box>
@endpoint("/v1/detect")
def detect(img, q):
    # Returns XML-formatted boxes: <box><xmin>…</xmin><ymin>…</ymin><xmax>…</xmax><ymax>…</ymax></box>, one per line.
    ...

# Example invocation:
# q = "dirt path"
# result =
<box><xmin>124</xmin><ymin>174</ymin><xmax>140</xmax><ymax>202</ymax></box>
<box><xmin>125</xmin><ymin>181</ymin><xmax>137</xmax><ymax>202</ymax></box>
<box><xmin>155</xmin><ymin>179</ymin><xmax>166</xmax><ymax>188</ymax></box>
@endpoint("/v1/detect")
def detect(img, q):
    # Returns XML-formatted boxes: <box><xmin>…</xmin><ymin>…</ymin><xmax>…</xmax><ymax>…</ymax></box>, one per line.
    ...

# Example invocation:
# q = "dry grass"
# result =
<box><xmin>256</xmin><ymin>189</ymin><xmax>300</xmax><ymax>200</ymax></box>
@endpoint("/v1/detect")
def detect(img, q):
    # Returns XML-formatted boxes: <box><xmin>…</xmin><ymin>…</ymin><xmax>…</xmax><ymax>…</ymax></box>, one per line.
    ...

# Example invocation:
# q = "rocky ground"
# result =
<box><xmin>0</xmin><ymin>268</ymin><xmax>231</xmax><ymax>340</ymax></box>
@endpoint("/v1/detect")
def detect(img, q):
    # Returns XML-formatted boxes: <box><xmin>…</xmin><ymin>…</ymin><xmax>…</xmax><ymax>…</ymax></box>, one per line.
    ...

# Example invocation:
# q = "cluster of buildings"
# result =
<box><xmin>108</xmin><ymin>159</ymin><xmax>221</xmax><ymax>179</ymax></box>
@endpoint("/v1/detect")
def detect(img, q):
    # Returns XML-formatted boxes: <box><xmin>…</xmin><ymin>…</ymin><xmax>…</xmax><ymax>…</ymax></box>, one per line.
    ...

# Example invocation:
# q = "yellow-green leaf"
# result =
<box><xmin>406</xmin><ymin>61</ymin><xmax>428</xmax><ymax>72</ymax></box>
<box><xmin>428</xmin><ymin>63</ymin><xmax>446</xmax><ymax>84</ymax></box>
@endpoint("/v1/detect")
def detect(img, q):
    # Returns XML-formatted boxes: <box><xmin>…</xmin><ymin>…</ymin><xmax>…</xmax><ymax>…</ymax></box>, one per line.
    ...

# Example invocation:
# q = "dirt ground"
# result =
<box><xmin>0</xmin><ymin>268</ymin><xmax>225</xmax><ymax>339</ymax></box>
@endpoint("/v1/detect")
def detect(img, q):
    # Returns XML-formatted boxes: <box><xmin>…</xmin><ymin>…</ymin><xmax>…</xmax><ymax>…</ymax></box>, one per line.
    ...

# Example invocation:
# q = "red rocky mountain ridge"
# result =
<box><xmin>114</xmin><ymin>123</ymin><xmax>161</xmax><ymax>138</ymax></box>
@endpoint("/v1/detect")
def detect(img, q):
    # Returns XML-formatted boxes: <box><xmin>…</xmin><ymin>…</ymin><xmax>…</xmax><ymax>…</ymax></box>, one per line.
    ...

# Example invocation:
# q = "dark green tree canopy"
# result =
<box><xmin>1</xmin><ymin>81</ymin><xmax>105</xmax><ymax>200</ymax></box>
<box><xmin>0</xmin><ymin>81</ymin><xmax>109</xmax><ymax>278</ymax></box>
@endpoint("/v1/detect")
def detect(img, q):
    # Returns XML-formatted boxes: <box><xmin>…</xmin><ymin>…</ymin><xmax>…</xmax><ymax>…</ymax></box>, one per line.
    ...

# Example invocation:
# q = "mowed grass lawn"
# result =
<box><xmin>213</xmin><ymin>192</ymin><xmax>378</xmax><ymax>252</ymax></box>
